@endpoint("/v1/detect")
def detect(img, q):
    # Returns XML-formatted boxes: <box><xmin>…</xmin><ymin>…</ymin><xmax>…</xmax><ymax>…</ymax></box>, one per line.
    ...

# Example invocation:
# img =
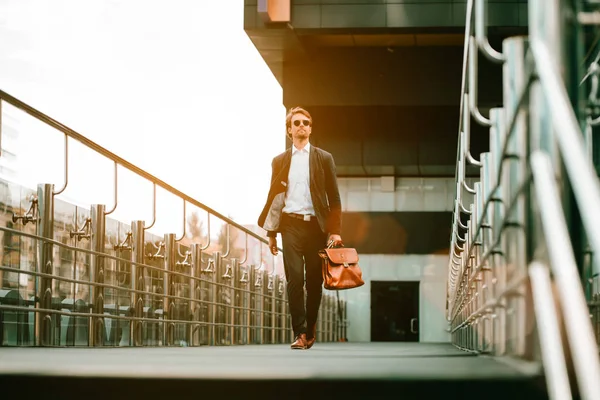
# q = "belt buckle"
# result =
<box><xmin>303</xmin><ymin>215</ymin><xmax>311</xmax><ymax>222</ymax></box>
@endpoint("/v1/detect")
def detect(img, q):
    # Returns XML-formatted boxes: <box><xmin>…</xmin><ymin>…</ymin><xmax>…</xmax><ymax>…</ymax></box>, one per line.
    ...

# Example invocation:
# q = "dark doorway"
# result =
<box><xmin>371</xmin><ymin>281</ymin><xmax>419</xmax><ymax>342</ymax></box>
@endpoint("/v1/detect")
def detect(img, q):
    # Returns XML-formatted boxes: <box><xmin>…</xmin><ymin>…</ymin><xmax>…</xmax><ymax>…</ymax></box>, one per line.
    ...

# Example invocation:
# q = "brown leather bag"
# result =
<box><xmin>319</xmin><ymin>245</ymin><xmax>364</xmax><ymax>290</ymax></box>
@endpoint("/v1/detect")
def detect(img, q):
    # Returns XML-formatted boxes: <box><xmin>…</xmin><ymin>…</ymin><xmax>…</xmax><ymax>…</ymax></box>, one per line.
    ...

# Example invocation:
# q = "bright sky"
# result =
<box><xmin>0</xmin><ymin>0</ymin><xmax>285</xmax><ymax>235</ymax></box>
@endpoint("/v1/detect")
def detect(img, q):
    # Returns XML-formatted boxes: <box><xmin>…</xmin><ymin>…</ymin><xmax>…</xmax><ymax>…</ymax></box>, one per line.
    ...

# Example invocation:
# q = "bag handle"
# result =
<box><xmin>327</xmin><ymin>239</ymin><xmax>344</xmax><ymax>249</ymax></box>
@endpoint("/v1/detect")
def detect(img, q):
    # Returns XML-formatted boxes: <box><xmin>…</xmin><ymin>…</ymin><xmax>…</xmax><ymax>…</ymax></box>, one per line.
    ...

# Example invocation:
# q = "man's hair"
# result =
<box><xmin>285</xmin><ymin>107</ymin><xmax>312</xmax><ymax>137</ymax></box>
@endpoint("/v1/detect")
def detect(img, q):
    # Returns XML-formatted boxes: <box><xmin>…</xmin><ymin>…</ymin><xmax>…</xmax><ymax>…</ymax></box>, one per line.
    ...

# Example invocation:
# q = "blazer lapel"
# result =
<box><xmin>273</xmin><ymin>148</ymin><xmax>292</xmax><ymax>190</ymax></box>
<box><xmin>309</xmin><ymin>145</ymin><xmax>317</xmax><ymax>192</ymax></box>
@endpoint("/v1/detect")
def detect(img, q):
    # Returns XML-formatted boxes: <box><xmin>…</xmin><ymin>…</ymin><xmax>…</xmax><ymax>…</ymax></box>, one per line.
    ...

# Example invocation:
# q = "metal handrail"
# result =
<box><xmin>0</xmin><ymin>89</ymin><xmax>278</xmax><ymax>251</ymax></box>
<box><xmin>0</xmin><ymin>189</ymin><xmax>344</xmax><ymax>347</ymax></box>
<box><xmin>528</xmin><ymin>261</ymin><xmax>572</xmax><ymax>400</ymax></box>
<box><xmin>447</xmin><ymin>0</ymin><xmax>474</xmax><ymax>314</ymax></box>
<box><xmin>0</xmin><ymin>225</ymin><xmax>277</xmax><ymax>299</ymax></box>
<box><xmin>531</xmin><ymin>39</ymin><xmax>600</xmax><ymax>277</ymax></box>
<box><xmin>448</xmin><ymin>73</ymin><xmax>533</xmax><ymax>312</ymax></box>
<box><xmin>531</xmin><ymin>152</ymin><xmax>600</xmax><ymax>400</ymax></box>
<box><xmin>456</xmin><ymin>0</ymin><xmax>474</xmax><ymax>148</ymax></box>
<box><xmin>447</xmin><ymin>0</ymin><xmax>600</xmax><ymax>396</ymax></box>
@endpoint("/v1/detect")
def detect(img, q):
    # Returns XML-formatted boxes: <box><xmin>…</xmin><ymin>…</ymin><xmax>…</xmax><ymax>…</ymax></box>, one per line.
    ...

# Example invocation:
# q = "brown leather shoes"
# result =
<box><xmin>291</xmin><ymin>333</ymin><xmax>307</xmax><ymax>349</ymax></box>
<box><xmin>306</xmin><ymin>323</ymin><xmax>316</xmax><ymax>349</ymax></box>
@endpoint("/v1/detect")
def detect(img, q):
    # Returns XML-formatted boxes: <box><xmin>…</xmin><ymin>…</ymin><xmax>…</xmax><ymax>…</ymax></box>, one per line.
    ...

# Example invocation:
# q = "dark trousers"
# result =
<box><xmin>280</xmin><ymin>214</ymin><xmax>327</xmax><ymax>336</ymax></box>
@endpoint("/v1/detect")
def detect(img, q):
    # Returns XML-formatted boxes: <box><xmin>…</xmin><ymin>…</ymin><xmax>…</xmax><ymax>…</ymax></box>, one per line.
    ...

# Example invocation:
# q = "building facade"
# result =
<box><xmin>244</xmin><ymin>0</ymin><xmax>526</xmax><ymax>342</ymax></box>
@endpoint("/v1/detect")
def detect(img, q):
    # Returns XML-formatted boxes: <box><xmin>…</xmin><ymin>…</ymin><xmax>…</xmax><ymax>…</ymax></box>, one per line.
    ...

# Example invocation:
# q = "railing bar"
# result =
<box><xmin>457</xmin><ymin>0</ymin><xmax>475</xmax><ymax>137</ymax></box>
<box><xmin>458</xmin><ymin>72</ymin><xmax>534</xmax><ymax>261</ymax></box>
<box><xmin>468</xmin><ymin>175</ymin><xmax>531</xmax><ymax>278</ymax></box>
<box><xmin>0</xmin><ymin>304</ymin><xmax>289</xmax><ymax>328</ymax></box>
<box><xmin>449</xmin><ymin>175</ymin><xmax>530</xmax><ymax>316</ymax></box>
<box><xmin>532</xmin><ymin>40</ymin><xmax>600</xmax><ymax>278</ymax></box>
<box><xmin>448</xmin><ymin>71</ymin><xmax>534</xmax><ymax>300</ymax></box>
<box><xmin>531</xmin><ymin>151</ymin><xmax>600</xmax><ymax>400</ymax></box>
<box><xmin>450</xmin><ymin>273</ymin><xmax>527</xmax><ymax>329</ymax></box>
<box><xmin>0</xmin><ymin>226</ymin><xmax>266</xmax><ymax>287</ymax></box>
<box><xmin>53</xmin><ymin>134</ymin><xmax>69</xmax><ymax>195</ymax></box>
<box><xmin>0</xmin><ymin>264</ymin><xmax>285</xmax><ymax>305</ymax></box>
<box><xmin>105</xmin><ymin>161</ymin><xmax>118</xmax><ymax>215</ymax></box>
<box><xmin>474</xmin><ymin>0</ymin><xmax>506</xmax><ymax>64</ymax></box>
<box><xmin>528</xmin><ymin>261</ymin><xmax>573</xmax><ymax>400</ymax></box>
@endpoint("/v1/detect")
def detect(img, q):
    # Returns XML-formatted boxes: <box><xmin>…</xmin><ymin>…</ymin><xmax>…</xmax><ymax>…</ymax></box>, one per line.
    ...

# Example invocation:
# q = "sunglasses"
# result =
<box><xmin>293</xmin><ymin>119</ymin><xmax>311</xmax><ymax>127</ymax></box>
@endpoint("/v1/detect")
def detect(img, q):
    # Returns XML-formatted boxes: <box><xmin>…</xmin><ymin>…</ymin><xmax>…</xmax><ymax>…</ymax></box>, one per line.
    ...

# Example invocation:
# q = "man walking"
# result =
<box><xmin>258</xmin><ymin>106</ymin><xmax>342</xmax><ymax>350</ymax></box>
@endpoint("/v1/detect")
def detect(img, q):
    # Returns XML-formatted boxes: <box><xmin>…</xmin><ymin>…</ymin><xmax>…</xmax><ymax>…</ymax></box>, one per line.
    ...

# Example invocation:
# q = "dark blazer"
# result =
<box><xmin>258</xmin><ymin>145</ymin><xmax>342</xmax><ymax>238</ymax></box>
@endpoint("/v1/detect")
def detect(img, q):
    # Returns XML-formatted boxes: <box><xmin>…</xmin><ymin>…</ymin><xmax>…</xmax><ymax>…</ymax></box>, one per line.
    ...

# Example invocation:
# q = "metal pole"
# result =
<box><xmin>502</xmin><ymin>37</ymin><xmax>530</xmax><ymax>357</ymax></box>
<box><xmin>230</xmin><ymin>258</ymin><xmax>238</xmax><ymax>345</ymax></box>
<box><xmin>327</xmin><ymin>295</ymin><xmax>333</xmax><ymax>342</ymax></box>
<box><xmin>528</xmin><ymin>262</ymin><xmax>573</xmax><ymax>400</ymax></box>
<box><xmin>489</xmin><ymin>107</ymin><xmax>507</xmax><ymax>355</ymax></box>
<box><xmin>245</xmin><ymin>265</ymin><xmax>252</xmax><ymax>344</ymax></box>
<box><xmin>480</xmin><ymin>153</ymin><xmax>493</xmax><ymax>352</ymax></box>
<box><xmin>36</xmin><ymin>183</ymin><xmax>54</xmax><ymax>346</ymax></box>
<box><xmin>130</xmin><ymin>220</ymin><xmax>144</xmax><ymax>346</ymax></box>
<box><xmin>533</xmin><ymin>42</ymin><xmax>600</xmax><ymax>279</ymax></box>
<box><xmin>189</xmin><ymin>243</ymin><xmax>202</xmax><ymax>346</ymax></box>
<box><xmin>210</xmin><ymin>251</ymin><xmax>220</xmax><ymax>345</ymax></box>
<box><xmin>261</xmin><ymin>269</ymin><xmax>267</xmax><ymax>344</ymax></box>
<box><xmin>89</xmin><ymin>204</ymin><xmax>106</xmax><ymax>346</ymax></box>
<box><xmin>531</xmin><ymin>152</ymin><xmax>600</xmax><ymax>400</ymax></box>
<box><xmin>473</xmin><ymin>182</ymin><xmax>483</xmax><ymax>352</ymax></box>
<box><xmin>163</xmin><ymin>233</ymin><xmax>175</xmax><ymax>346</ymax></box>
<box><xmin>270</xmin><ymin>273</ymin><xmax>276</xmax><ymax>344</ymax></box>
<box><xmin>275</xmin><ymin>274</ymin><xmax>283</xmax><ymax>343</ymax></box>
<box><xmin>250</xmin><ymin>265</ymin><xmax>259</xmax><ymax>343</ymax></box>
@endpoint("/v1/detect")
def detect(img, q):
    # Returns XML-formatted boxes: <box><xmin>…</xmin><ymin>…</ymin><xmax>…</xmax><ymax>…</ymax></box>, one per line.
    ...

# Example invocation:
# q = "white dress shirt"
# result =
<box><xmin>282</xmin><ymin>142</ymin><xmax>315</xmax><ymax>216</ymax></box>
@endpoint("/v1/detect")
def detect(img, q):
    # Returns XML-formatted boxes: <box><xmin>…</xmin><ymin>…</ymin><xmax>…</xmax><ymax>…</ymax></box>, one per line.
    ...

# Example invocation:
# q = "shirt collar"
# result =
<box><xmin>292</xmin><ymin>142</ymin><xmax>310</xmax><ymax>155</ymax></box>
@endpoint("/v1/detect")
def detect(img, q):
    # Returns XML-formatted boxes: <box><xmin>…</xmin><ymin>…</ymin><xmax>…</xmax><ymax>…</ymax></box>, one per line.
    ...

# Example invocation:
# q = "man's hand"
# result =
<box><xmin>328</xmin><ymin>234</ymin><xmax>342</xmax><ymax>247</ymax></box>
<box><xmin>269</xmin><ymin>237</ymin><xmax>278</xmax><ymax>255</ymax></box>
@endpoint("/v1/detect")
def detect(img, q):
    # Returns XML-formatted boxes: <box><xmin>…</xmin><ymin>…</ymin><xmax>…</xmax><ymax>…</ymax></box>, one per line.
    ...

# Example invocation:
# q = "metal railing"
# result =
<box><xmin>447</xmin><ymin>0</ymin><xmax>600</xmax><ymax>398</ymax></box>
<box><xmin>0</xmin><ymin>90</ymin><xmax>346</xmax><ymax>347</ymax></box>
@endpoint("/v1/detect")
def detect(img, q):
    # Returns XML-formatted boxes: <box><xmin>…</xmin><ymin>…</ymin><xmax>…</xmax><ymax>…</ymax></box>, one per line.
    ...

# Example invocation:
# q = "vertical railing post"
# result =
<box><xmin>480</xmin><ymin>154</ymin><xmax>493</xmax><ymax>353</ymax></box>
<box><xmin>199</xmin><ymin>254</ymin><xmax>211</xmax><ymax>345</ymax></box>
<box><xmin>269</xmin><ymin>272</ymin><xmax>276</xmax><ymax>343</ymax></box>
<box><xmin>254</xmin><ymin>266</ymin><xmax>263</xmax><ymax>344</ymax></box>
<box><xmin>36</xmin><ymin>183</ymin><xmax>54</xmax><ymax>346</ymax></box>
<box><xmin>330</xmin><ymin>295</ymin><xmax>335</xmax><ymax>342</ymax></box>
<box><xmin>243</xmin><ymin>264</ymin><xmax>251</xmax><ymax>344</ymax></box>
<box><xmin>215</xmin><ymin>253</ymin><xmax>223</xmax><ymax>345</ymax></box>
<box><xmin>210</xmin><ymin>251</ymin><xmax>220</xmax><ymax>345</ymax></box>
<box><xmin>89</xmin><ymin>204</ymin><xmax>106</xmax><ymax>346</ymax></box>
<box><xmin>343</xmin><ymin>299</ymin><xmax>348</xmax><ymax>341</ymax></box>
<box><xmin>216</xmin><ymin>253</ymin><xmax>229</xmax><ymax>345</ymax></box>
<box><xmin>466</xmin><ymin>203</ymin><xmax>475</xmax><ymax>350</ymax></box>
<box><xmin>247</xmin><ymin>264</ymin><xmax>255</xmax><ymax>344</ymax></box>
<box><xmin>322</xmin><ymin>293</ymin><xmax>329</xmax><ymax>342</ymax></box>
<box><xmin>325</xmin><ymin>295</ymin><xmax>330</xmax><ymax>342</ymax></box>
<box><xmin>275</xmin><ymin>274</ymin><xmax>283</xmax><ymax>343</ymax></box>
<box><xmin>130</xmin><ymin>220</ymin><xmax>145</xmax><ymax>346</ymax></box>
<box><xmin>163</xmin><ymin>233</ymin><xmax>176</xmax><ymax>346</ymax></box>
<box><xmin>490</xmin><ymin>107</ymin><xmax>507</xmax><ymax>356</ymax></box>
<box><xmin>502</xmin><ymin>36</ymin><xmax>530</xmax><ymax>357</ymax></box>
<box><xmin>333</xmin><ymin>294</ymin><xmax>339</xmax><ymax>342</ymax></box>
<box><xmin>229</xmin><ymin>258</ymin><xmax>238</xmax><ymax>345</ymax></box>
<box><xmin>472</xmin><ymin>185</ymin><xmax>481</xmax><ymax>352</ymax></box>
<box><xmin>261</xmin><ymin>269</ymin><xmax>268</xmax><ymax>344</ymax></box>
<box><xmin>188</xmin><ymin>243</ymin><xmax>202</xmax><ymax>346</ymax></box>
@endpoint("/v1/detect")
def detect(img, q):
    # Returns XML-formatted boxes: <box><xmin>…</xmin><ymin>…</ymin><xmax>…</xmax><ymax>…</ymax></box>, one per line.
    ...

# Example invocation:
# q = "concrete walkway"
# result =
<box><xmin>0</xmin><ymin>342</ymin><xmax>547</xmax><ymax>400</ymax></box>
